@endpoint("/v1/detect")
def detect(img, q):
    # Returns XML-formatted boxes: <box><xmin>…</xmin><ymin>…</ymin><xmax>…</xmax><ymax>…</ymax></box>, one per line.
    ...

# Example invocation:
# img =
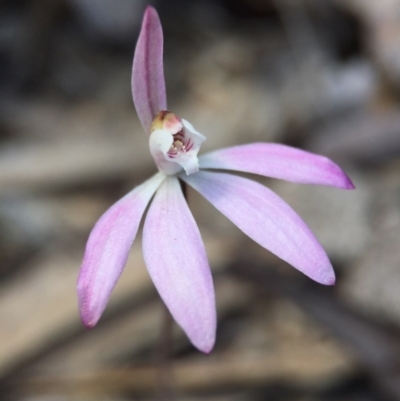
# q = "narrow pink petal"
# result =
<box><xmin>199</xmin><ymin>143</ymin><xmax>354</xmax><ymax>189</ymax></box>
<box><xmin>132</xmin><ymin>6</ymin><xmax>167</xmax><ymax>133</ymax></box>
<box><xmin>182</xmin><ymin>171</ymin><xmax>335</xmax><ymax>285</ymax></box>
<box><xmin>143</xmin><ymin>176</ymin><xmax>216</xmax><ymax>353</ymax></box>
<box><xmin>78</xmin><ymin>173</ymin><xmax>166</xmax><ymax>328</ymax></box>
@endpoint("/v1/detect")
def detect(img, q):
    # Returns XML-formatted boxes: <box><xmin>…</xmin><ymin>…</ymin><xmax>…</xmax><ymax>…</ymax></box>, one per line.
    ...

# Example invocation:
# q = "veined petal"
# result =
<box><xmin>182</xmin><ymin>171</ymin><xmax>335</xmax><ymax>285</ymax></box>
<box><xmin>132</xmin><ymin>6</ymin><xmax>167</xmax><ymax>133</ymax></box>
<box><xmin>199</xmin><ymin>143</ymin><xmax>354</xmax><ymax>189</ymax></box>
<box><xmin>78</xmin><ymin>172</ymin><xmax>166</xmax><ymax>328</ymax></box>
<box><xmin>143</xmin><ymin>176</ymin><xmax>216</xmax><ymax>353</ymax></box>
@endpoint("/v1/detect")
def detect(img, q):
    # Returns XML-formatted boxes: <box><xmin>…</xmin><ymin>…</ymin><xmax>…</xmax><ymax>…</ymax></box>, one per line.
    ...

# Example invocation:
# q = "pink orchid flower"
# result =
<box><xmin>77</xmin><ymin>6</ymin><xmax>354</xmax><ymax>354</ymax></box>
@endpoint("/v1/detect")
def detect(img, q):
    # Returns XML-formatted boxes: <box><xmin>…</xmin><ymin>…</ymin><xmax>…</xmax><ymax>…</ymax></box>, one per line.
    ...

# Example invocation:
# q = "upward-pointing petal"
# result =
<box><xmin>143</xmin><ymin>176</ymin><xmax>216</xmax><ymax>353</ymax></box>
<box><xmin>199</xmin><ymin>143</ymin><xmax>354</xmax><ymax>189</ymax></box>
<box><xmin>132</xmin><ymin>6</ymin><xmax>167</xmax><ymax>133</ymax></box>
<box><xmin>78</xmin><ymin>172</ymin><xmax>165</xmax><ymax>329</ymax></box>
<box><xmin>182</xmin><ymin>171</ymin><xmax>335</xmax><ymax>285</ymax></box>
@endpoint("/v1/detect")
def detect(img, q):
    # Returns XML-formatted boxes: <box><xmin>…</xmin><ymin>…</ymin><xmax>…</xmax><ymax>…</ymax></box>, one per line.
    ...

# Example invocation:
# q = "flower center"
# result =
<box><xmin>149</xmin><ymin>110</ymin><xmax>206</xmax><ymax>175</ymax></box>
<box><xmin>169</xmin><ymin>133</ymin><xmax>193</xmax><ymax>158</ymax></box>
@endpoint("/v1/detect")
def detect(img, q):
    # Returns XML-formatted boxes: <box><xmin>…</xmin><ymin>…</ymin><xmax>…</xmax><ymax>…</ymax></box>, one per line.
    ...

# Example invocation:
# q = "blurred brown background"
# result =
<box><xmin>0</xmin><ymin>0</ymin><xmax>400</xmax><ymax>400</ymax></box>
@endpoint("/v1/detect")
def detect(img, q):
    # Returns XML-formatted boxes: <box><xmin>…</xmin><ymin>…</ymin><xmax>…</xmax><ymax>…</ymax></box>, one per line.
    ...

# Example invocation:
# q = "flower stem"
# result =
<box><xmin>180</xmin><ymin>179</ymin><xmax>188</xmax><ymax>199</ymax></box>
<box><xmin>156</xmin><ymin>304</ymin><xmax>175</xmax><ymax>400</ymax></box>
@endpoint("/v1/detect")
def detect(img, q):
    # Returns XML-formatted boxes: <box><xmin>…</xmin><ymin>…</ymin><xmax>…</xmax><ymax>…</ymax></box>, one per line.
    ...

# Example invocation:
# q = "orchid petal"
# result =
<box><xmin>149</xmin><ymin>129</ymin><xmax>182</xmax><ymax>175</ymax></box>
<box><xmin>78</xmin><ymin>172</ymin><xmax>166</xmax><ymax>328</ymax></box>
<box><xmin>132</xmin><ymin>6</ymin><xmax>167</xmax><ymax>133</ymax></box>
<box><xmin>182</xmin><ymin>119</ymin><xmax>207</xmax><ymax>143</ymax></box>
<box><xmin>199</xmin><ymin>143</ymin><xmax>354</xmax><ymax>189</ymax></box>
<box><xmin>143</xmin><ymin>176</ymin><xmax>216</xmax><ymax>353</ymax></box>
<box><xmin>182</xmin><ymin>171</ymin><xmax>335</xmax><ymax>285</ymax></box>
<box><xmin>180</xmin><ymin>119</ymin><xmax>206</xmax><ymax>175</ymax></box>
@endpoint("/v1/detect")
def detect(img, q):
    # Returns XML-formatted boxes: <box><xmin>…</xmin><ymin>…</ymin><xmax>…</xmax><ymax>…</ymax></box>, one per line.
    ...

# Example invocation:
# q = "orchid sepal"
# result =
<box><xmin>132</xmin><ymin>6</ymin><xmax>167</xmax><ymax>133</ymax></box>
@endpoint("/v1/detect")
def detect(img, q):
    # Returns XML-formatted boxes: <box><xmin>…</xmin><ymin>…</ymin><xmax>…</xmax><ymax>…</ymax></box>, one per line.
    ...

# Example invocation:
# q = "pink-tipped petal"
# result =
<box><xmin>143</xmin><ymin>176</ymin><xmax>216</xmax><ymax>353</ymax></box>
<box><xmin>199</xmin><ymin>143</ymin><xmax>354</xmax><ymax>189</ymax></box>
<box><xmin>78</xmin><ymin>173</ymin><xmax>166</xmax><ymax>328</ymax></box>
<box><xmin>182</xmin><ymin>171</ymin><xmax>335</xmax><ymax>285</ymax></box>
<box><xmin>132</xmin><ymin>6</ymin><xmax>167</xmax><ymax>133</ymax></box>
